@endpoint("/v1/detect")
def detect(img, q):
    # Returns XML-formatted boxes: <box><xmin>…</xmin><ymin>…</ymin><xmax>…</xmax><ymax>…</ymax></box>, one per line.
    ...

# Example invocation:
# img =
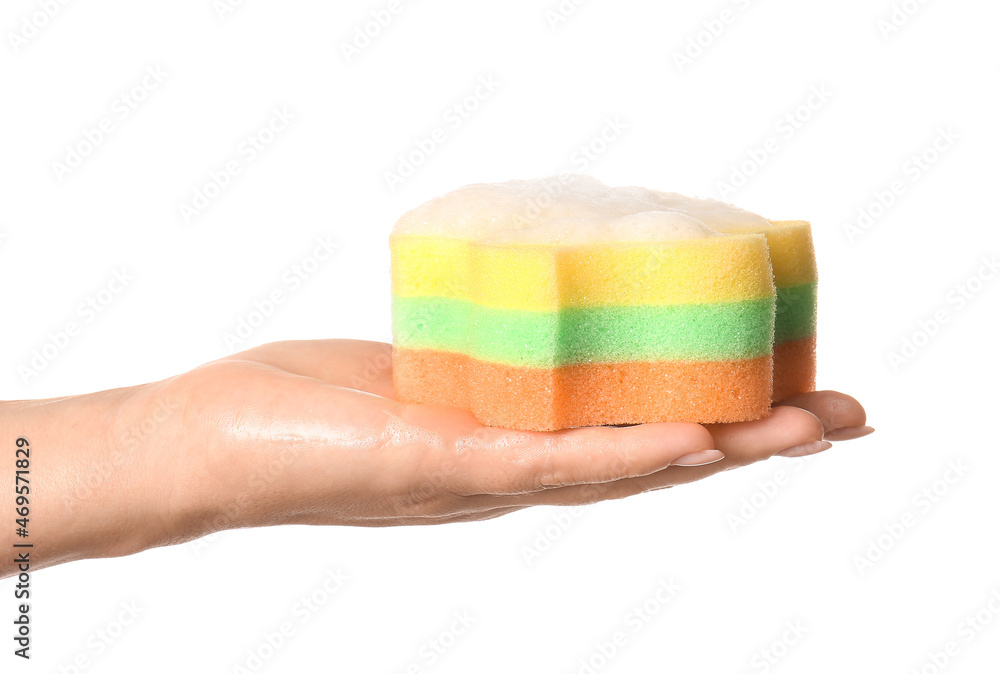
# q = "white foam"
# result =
<box><xmin>392</xmin><ymin>175</ymin><xmax>770</xmax><ymax>244</ymax></box>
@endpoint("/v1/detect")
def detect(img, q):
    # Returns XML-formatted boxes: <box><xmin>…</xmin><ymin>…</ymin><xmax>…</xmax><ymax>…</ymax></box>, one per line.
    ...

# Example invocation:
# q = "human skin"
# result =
<box><xmin>0</xmin><ymin>339</ymin><xmax>872</xmax><ymax>578</ymax></box>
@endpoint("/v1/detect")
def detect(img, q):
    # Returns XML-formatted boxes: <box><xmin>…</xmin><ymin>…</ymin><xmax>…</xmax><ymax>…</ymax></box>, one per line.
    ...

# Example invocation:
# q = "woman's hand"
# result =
<box><xmin>0</xmin><ymin>339</ymin><xmax>871</xmax><ymax>576</ymax></box>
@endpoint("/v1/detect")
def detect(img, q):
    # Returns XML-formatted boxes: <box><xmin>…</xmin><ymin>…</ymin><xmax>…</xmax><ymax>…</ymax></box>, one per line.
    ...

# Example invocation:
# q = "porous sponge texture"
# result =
<box><xmin>773</xmin><ymin>336</ymin><xmax>816</xmax><ymax>403</ymax></box>
<box><xmin>637</xmin><ymin>189</ymin><xmax>818</xmax><ymax>400</ymax></box>
<box><xmin>392</xmin><ymin>236</ymin><xmax>775</xmax><ymax>310</ymax></box>
<box><xmin>717</xmin><ymin>220</ymin><xmax>817</xmax><ymax>401</ymax></box>
<box><xmin>393</xmin><ymin>295</ymin><xmax>775</xmax><ymax>366</ymax></box>
<box><xmin>391</xmin><ymin>176</ymin><xmax>816</xmax><ymax>430</ymax></box>
<box><xmin>394</xmin><ymin>350</ymin><xmax>773</xmax><ymax>430</ymax></box>
<box><xmin>392</xmin><ymin>234</ymin><xmax>777</xmax><ymax>430</ymax></box>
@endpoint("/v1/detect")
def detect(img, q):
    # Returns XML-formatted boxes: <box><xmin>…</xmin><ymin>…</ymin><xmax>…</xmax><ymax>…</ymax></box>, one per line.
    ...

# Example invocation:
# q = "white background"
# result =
<box><xmin>2</xmin><ymin>0</ymin><xmax>999</xmax><ymax>671</ymax></box>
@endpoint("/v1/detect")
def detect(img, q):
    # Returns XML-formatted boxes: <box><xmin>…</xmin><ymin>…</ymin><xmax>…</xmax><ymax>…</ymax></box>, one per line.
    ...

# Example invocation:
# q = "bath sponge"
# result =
<box><xmin>636</xmin><ymin>189</ymin><xmax>818</xmax><ymax>401</ymax></box>
<box><xmin>745</xmin><ymin>220</ymin><xmax>817</xmax><ymax>402</ymax></box>
<box><xmin>391</xmin><ymin>175</ymin><xmax>794</xmax><ymax>431</ymax></box>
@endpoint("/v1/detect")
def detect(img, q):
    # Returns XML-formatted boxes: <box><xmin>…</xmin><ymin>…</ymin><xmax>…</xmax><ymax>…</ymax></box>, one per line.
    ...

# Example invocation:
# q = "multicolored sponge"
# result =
<box><xmin>638</xmin><ymin>191</ymin><xmax>818</xmax><ymax>402</ymax></box>
<box><xmin>391</xmin><ymin>176</ymin><xmax>816</xmax><ymax>431</ymax></box>
<box><xmin>730</xmin><ymin>220</ymin><xmax>817</xmax><ymax>402</ymax></box>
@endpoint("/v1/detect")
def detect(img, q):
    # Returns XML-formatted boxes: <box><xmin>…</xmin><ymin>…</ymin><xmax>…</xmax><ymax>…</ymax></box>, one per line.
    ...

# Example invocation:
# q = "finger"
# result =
<box><xmin>424</xmin><ymin>399</ymin><xmax>826</xmax><ymax>504</ymax></box>
<box><xmin>705</xmin><ymin>404</ymin><xmax>827</xmax><ymax>464</ymax></box>
<box><xmin>775</xmin><ymin>390</ymin><xmax>872</xmax><ymax>441</ymax></box>
<box><xmin>461</xmin><ymin>459</ymin><xmax>717</xmax><ymax>508</ymax></box>
<box><xmin>448</xmin><ymin>420</ymin><xmax>717</xmax><ymax>497</ymax></box>
<box><xmin>407</xmin><ymin>506</ymin><xmax>528</xmax><ymax>525</ymax></box>
<box><xmin>460</xmin><ymin>469</ymin><xmax>672</xmax><ymax>508</ymax></box>
<box><xmin>234</xmin><ymin>339</ymin><xmax>395</xmax><ymax>396</ymax></box>
<box><xmin>285</xmin><ymin>506</ymin><xmax>527</xmax><ymax>527</ymax></box>
<box><xmin>469</xmin><ymin>406</ymin><xmax>829</xmax><ymax>508</ymax></box>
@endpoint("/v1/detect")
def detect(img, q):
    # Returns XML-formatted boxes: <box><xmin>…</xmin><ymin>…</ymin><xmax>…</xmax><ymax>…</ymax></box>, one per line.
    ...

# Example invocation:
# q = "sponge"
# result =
<box><xmin>636</xmin><ymin>189</ymin><xmax>817</xmax><ymax>401</ymax></box>
<box><xmin>748</xmin><ymin>220</ymin><xmax>817</xmax><ymax>402</ymax></box>
<box><xmin>391</xmin><ymin>176</ymin><xmax>786</xmax><ymax>431</ymax></box>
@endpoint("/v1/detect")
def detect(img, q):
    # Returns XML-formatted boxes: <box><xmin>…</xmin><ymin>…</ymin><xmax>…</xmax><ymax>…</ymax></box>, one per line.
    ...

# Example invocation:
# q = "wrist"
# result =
<box><xmin>104</xmin><ymin>376</ymin><xmax>227</xmax><ymax>552</ymax></box>
<box><xmin>1</xmin><ymin>381</ymin><xmax>199</xmax><ymax>574</ymax></box>
<box><xmin>120</xmin><ymin>369</ymin><xmax>269</xmax><ymax>549</ymax></box>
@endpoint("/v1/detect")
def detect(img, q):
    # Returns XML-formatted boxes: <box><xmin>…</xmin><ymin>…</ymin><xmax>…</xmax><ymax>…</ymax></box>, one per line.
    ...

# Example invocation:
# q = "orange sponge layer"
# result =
<box><xmin>394</xmin><ymin>348</ymin><xmax>773</xmax><ymax>431</ymax></box>
<box><xmin>772</xmin><ymin>335</ymin><xmax>816</xmax><ymax>403</ymax></box>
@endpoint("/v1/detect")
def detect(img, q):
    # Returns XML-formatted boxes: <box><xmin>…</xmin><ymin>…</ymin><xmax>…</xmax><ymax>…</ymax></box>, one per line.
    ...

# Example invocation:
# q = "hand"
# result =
<box><xmin>0</xmin><ymin>339</ymin><xmax>871</xmax><ymax>576</ymax></box>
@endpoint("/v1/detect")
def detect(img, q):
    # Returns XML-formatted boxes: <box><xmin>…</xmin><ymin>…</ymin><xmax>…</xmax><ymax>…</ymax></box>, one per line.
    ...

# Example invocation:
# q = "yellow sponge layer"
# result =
<box><xmin>391</xmin><ymin>233</ymin><xmax>775</xmax><ymax>311</ymax></box>
<box><xmin>720</xmin><ymin>220</ymin><xmax>818</xmax><ymax>287</ymax></box>
<box><xmin>765</xmin><ymin>221</ymin><xmax>817</xmax><ymax>286</ymax></box>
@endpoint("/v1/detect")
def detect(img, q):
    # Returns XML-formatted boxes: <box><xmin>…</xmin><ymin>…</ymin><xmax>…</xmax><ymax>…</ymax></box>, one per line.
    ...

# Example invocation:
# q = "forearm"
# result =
<box><xmin>0</xmin><ymin>385</ymin><xmax>180</xmax><ymax>577</ymax></box>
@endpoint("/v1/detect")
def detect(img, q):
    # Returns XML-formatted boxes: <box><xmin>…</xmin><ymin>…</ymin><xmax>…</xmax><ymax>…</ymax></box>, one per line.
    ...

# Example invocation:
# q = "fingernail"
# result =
<box><xmin>824</xmin><ymin>425</ymin><xmax>875</xmax><ymax>441</ymax></box>
<box><xmin>672</xmin><ymin>449</ymin><xmax>725</xmax><ymax>466</ymax></box>
<box><xmin>775</xmin><ymin>440</ymin><xmax>832</xmax><ymax>458</ymax></box>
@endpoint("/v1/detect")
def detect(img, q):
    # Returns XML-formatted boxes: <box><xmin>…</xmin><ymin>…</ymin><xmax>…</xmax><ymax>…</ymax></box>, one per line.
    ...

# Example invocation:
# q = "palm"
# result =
<box><xmin>166</xmin><ymin>339</ymin><xmax>869</xmax><ymax>528</ymax></box>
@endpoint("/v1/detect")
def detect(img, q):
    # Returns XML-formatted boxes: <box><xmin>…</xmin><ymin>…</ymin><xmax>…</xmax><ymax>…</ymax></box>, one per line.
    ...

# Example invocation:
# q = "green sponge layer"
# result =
<box><xmin>775</xmin><ymin>281</ymin><xmax>817</xmax><ymax>343</ymax></box>
<box><xmin>393</xmin><ymin>295</ymin><xmax>776</xmax><ymax>368</ymax></box>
